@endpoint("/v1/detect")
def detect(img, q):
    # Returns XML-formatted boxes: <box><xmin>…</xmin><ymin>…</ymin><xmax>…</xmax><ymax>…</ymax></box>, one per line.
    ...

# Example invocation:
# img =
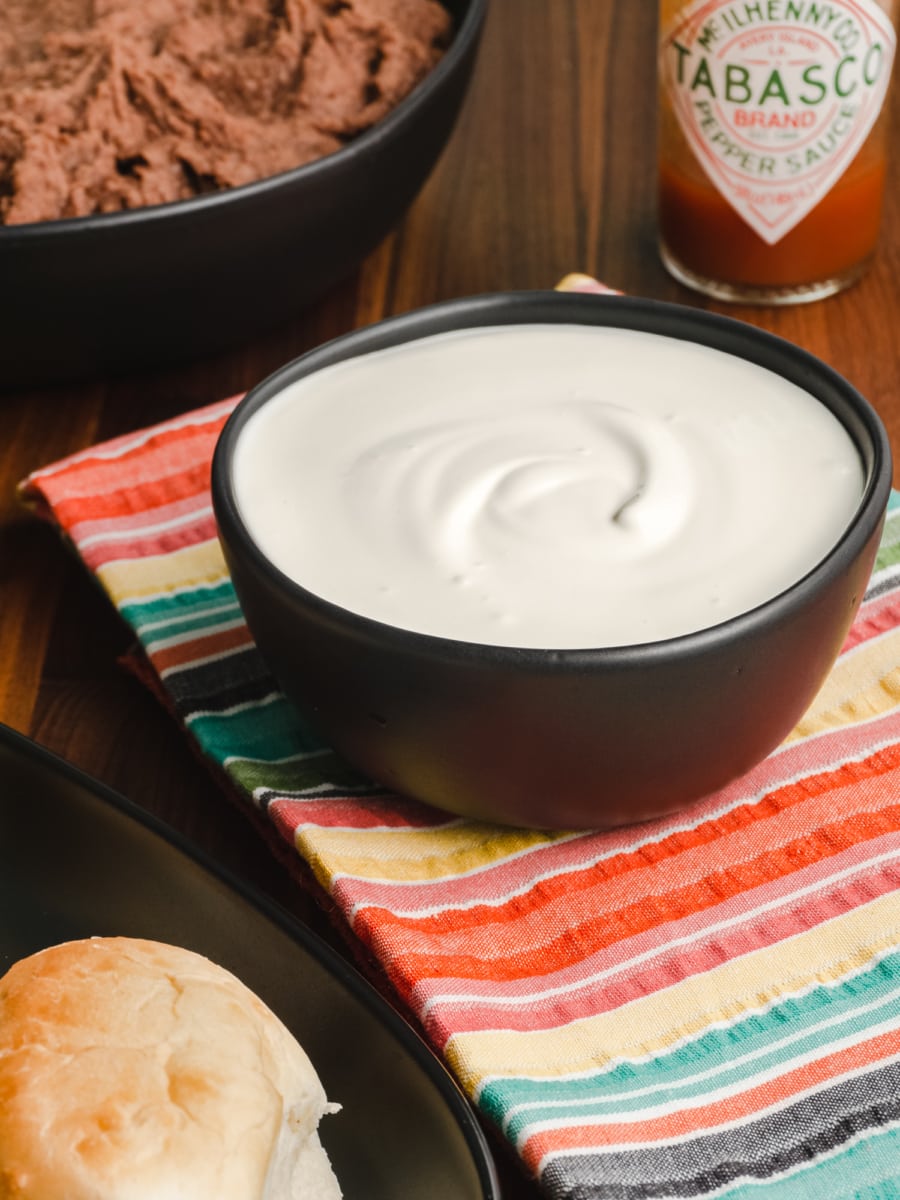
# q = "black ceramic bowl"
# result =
<box><xmin>212</xmin><ymin>291</ymin><xmax>892</xmax><ymax>830</ymax></box>
<box><xmin>0</xmin><ymin>0</ymin><xmax>485</xmax><ymax>392</ymax></box>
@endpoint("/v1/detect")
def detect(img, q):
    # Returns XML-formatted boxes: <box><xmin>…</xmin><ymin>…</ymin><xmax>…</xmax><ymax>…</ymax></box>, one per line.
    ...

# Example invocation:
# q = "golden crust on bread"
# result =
<box><xmin>0</xmin><ymin>937</ymin><xmax>341</xmax><ymax>1199</ymax></box>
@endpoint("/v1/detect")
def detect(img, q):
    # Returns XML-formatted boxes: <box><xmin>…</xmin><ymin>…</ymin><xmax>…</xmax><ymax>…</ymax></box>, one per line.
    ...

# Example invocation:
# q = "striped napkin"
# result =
<box><xmin>20</xmin><ymin>286</ymin><xmax>900</xmax><ymax>1199</ymax></box>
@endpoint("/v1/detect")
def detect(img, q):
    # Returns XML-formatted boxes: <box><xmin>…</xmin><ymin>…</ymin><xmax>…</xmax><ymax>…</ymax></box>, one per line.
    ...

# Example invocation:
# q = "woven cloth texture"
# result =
<box><xmin>20</xmin><ymin>294</ymin><xmax>900</xmax><ymax>1199</ymax></box>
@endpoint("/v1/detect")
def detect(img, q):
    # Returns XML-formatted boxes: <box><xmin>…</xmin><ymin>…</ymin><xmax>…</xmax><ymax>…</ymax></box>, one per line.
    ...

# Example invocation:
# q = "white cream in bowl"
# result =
<box><xmin>231</xmin><ymin>324</ymin><xmax>864</xmax><ymax>649</ymax></box>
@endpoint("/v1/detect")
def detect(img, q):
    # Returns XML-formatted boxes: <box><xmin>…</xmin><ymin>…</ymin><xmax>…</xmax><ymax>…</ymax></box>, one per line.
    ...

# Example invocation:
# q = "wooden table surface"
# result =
<box><xmin>2</xmin><ymin>2</ymin><xmax>900</xmax><ymax>1195</ymax></box>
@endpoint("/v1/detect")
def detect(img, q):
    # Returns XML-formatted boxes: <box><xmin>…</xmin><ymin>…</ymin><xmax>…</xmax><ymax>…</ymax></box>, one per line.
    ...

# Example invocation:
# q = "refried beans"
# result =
<box><xmin>0</xmin><ymin>0</ymin><xmax>452</xmax><ymax>225</ymax></box>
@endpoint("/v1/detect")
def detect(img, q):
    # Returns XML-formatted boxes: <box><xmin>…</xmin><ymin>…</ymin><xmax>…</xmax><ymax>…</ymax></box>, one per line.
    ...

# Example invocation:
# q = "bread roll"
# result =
<box><xmin>0</xmin><ymin>937</ymin><xmax>342</xmax><ymax>1199</ymax></box>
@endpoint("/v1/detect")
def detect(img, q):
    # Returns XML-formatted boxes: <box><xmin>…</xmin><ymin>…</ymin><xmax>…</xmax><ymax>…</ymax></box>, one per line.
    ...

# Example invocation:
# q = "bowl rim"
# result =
<box><xmin>211</xmin><ymin>290</ymin><xmax>894</xmax><ymax>668</ymax></box>
<box><xmin>0</xmin><ymin>0</ymin><xmax>487</xmax><ymax>240</ymax></box>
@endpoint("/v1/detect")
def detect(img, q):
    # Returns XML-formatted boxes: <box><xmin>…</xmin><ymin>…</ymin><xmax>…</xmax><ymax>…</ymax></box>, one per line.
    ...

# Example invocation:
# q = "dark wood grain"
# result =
<box><xmin>1</xmin><ymin>3</ymin><xmax>899</xmax><ymax>1195</ymax></box>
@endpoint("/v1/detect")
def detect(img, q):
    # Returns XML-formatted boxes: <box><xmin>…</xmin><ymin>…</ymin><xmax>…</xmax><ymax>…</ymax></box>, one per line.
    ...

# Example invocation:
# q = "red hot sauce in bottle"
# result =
<box><xmin>658</xmin><ymin>0</ymin><xmax>897</xmax><ymax>303</ymax></box>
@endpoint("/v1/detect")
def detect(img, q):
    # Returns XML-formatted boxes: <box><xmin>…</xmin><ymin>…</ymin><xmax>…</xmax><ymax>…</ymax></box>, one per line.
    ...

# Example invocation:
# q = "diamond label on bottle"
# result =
<box><xmin>661</xmin><ymin>0</ymin><xmax>896</xmax><ymax>243</ymax></box>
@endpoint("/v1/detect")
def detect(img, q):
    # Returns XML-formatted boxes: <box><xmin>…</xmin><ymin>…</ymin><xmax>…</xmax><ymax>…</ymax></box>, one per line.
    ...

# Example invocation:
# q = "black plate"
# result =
<box><xmin>0</xmin><ymin>722</ymin><xmax>500</xmax><ymax>1200</ymax></box>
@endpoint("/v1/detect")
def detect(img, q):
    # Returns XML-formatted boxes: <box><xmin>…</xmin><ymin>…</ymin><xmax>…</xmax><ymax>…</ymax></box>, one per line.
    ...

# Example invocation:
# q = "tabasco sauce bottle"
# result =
<box><xmin>658</xmin><ymin>0</ymin><xmax>897</xmax><ymax>303</ymax></box>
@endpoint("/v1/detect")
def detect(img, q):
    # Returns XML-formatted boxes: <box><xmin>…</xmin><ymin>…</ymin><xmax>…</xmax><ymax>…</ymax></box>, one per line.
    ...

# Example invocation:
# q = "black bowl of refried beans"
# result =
<box><xmin>0</xmin><ymin>0</ymin><xmax>485</xmax><ymax>389</ymax></box>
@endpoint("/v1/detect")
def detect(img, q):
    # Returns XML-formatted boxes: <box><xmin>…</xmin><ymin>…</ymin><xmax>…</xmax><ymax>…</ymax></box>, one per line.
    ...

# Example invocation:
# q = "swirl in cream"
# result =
<box><xmin>232</xmin><ymin>325</ymin><xmax>864</xmax><ymax>648</ymax></box>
